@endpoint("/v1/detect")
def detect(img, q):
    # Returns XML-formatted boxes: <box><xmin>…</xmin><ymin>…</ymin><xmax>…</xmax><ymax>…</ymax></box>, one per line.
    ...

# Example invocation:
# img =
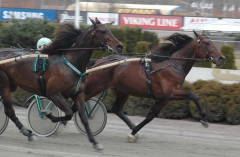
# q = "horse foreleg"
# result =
<box><xmin>111</xmin><ymin>91</ymin><xmax>136</xmax><ymax>129</ymax></box>
<box><xmin>169</xmin><ymin>90</ymin><xmax>209</xmax><ymax>128</ymax></box>
<box><xmin>72</xmin><ymin>92</ymin><xmax>104</xmax><ymax>150</ymax></box>
<box><xmin>128</xmin><ymin>100</ymin><xmax>168</xmax><ymax>143</ymax></box>
<box><xmin>1</xmin><ymin>87</ymin><xmax>36</xmax><ymax>141</ymax></box>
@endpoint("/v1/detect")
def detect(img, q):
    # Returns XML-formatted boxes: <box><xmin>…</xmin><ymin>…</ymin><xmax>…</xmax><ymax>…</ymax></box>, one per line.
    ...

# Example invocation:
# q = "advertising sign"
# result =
<box><xmin>183</xmin><ymin>17</ymin><xmax>218</xmax><ymax>27</ymax></box>
<box><xmin>112</xmin><ymin>8</ymin><xmax>158</xmax><ymax>14</ymax></box>
<box><xmin>119</xmin><ymin>14</ymin><xmax>182</xmax><ymax>30</ymax></box>
<box><xmin>0</xmin><ymin>8</ymin><xmax>56</xmax><ymax>21</ymax></box>
<box><xmin>87</xmin><ymin>12</ymin><xmax>119</xmax><ymax>25</ymax></box>
<box><xmin>56</xmin><ymin>11</ymin><xmax>87</xmax><ymax>24</ymax></box>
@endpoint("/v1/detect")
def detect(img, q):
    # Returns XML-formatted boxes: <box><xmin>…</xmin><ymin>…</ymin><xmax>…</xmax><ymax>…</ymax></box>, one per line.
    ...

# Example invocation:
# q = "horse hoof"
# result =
<box><xmin>93</xmin><ymin>143</ymin><xmax>104</xmax><ymax>150</ymax></box>
<box><xmin>127</xmin><ymin>133</ymin><xmax>137</xmax><ymax>143</ymax></box>
<box><xmin>28</xmin><ymin>135</ymin><xmax>37</xmax><ymax>142</ymax></box>
<box><xmin>134</xmin><ymin>132</ymin><xmax>140</xmax><ymax>140</ymax></box>
<box><xmin>200</xmin><ymin>120</ymin><xmax>209</xmax><ymax>128</ymax></box>
<box><xmin>41</xmin><ymin>109</ymin><xmax>51</xmax><ymax>115</ymax></box>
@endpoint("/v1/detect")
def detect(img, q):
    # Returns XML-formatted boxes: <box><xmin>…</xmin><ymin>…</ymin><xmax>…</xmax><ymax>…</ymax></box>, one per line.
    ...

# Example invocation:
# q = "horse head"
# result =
<box><xmin>193</xmin><ymin>30</ymin><xmax>225</xmax><ymax>66</ymax></box>
<box><xmin>89</xmin><ymin>17</ymin><xmax>123</xmax><ymax>54</ymax></box>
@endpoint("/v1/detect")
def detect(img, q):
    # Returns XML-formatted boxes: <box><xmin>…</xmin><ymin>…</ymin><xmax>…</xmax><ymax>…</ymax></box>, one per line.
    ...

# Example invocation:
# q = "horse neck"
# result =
<box><xmin>171</xmin><ymin>39</ymin><xmax>198</xmax><ymax>76</ymax></box>
<box><xmin>65</xmin><ymin>31</ymin><xmax>93</xmax><ymax>73</ymax></box>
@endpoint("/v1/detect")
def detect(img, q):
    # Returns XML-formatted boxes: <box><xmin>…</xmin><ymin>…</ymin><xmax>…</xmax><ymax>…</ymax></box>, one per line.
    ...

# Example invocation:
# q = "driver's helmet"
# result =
<box><xmin>37</xmin><ymin>37</ymin><xmax>52</xmax><ymax>50</ymax></box>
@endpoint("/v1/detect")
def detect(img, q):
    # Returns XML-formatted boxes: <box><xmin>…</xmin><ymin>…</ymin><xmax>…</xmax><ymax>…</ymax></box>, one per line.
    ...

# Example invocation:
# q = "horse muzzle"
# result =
<box><xmin>115</xmin><ymin>44</ymin><xmax>123</xmax><ymax>54</ymax></box>
<box><xmin>107</xmin><ymin>44</ymin><xmax>123</xmax><ymax>54</ymax></box>
<box><xmin>213</xmin><ymin>56</ymin><xmax>226</xmax><ymax>66</ymax></box>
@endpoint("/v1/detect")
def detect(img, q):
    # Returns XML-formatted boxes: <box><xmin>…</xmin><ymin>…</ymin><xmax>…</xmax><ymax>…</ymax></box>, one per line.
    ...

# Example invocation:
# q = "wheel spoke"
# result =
<box><xmin>26</xmin><ymin>97</ymin><xmax>61</xmax><ymax>137</ymax></box>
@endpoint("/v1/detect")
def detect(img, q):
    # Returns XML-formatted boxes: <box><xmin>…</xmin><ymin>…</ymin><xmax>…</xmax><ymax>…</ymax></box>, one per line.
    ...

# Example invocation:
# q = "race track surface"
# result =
<box><xmin>0</xmin><ymin>106</ymin><xmax>240</xmax><ymax>157</ymax></box>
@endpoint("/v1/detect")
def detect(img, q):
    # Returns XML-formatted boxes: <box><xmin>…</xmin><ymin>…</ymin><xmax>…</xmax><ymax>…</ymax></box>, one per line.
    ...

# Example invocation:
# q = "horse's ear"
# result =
<box><xmin>89</xmin><ymin>18</ymin><xmax>95</xmax><ymax>25</ymax></box>
<box><xmin>202</xmin><ymin>30</ymin><xmax>207</xmax><ymax>35</ymax></box>
<box><xmin>193</xmin><ymin>30</ymin><xmax>200</xmax><ymax>38</ymax></box>
<box><xmin>95</xmin><ymin>17</ymin><xmax>101</xmax><ymax>24</ymax></box>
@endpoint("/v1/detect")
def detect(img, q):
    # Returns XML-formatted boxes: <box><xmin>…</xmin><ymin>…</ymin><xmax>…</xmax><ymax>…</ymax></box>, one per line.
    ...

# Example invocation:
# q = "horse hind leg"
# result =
<box><xmin>111</xmin><ymin>91</ymin><xmax>139</xmax><ymax>135</ymax></box>
<box><xmin>128</xmin><ymin>100</ymin><xmax>168</xmax><ymax>143</ymax></box>
<box><xmin>0</xmin><ymin>87</ymin><xmax>36</xmax><ymax>141</ymax></box>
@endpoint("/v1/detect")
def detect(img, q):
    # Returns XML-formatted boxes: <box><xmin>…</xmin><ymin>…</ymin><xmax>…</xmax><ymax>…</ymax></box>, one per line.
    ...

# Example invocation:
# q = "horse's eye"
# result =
<box><xmin>101</xmin><ymin>30</ymin><xmax>106</xmax><ymax>34</ymax></box>
<box><xmin>205</xmin><ymin>42</ymin><xmax>210</xmax><ymax>45</ymax></box>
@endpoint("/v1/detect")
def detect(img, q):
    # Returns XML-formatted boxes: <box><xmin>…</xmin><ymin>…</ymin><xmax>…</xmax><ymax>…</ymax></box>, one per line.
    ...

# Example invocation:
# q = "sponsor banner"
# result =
<box><xmin>119</xmin><ymin>14</ymin><xmax>182</xmax><ymax>30</ymax></box>
<box><xmin>186</xmin><ymin>67</ymin><xmax>240</xmax><ymax>84</ymax></box>
<box><xmin>112</xmin><ymin>8</ymin><xmax>158</xmax><ymax>14</ymax></box>
<box><xmin>183</xmin><ymin>16</ymin><xmax>218</xmax><ymax>27</ymax></box>
<box><xmin>0</xmin><ymin>8</ymin><xmax>56</xmax><ymax>21</ymax></box>
<box><xmin>56</xmin><ymin>11</ymin><xmax>87</xmax><ymax>24</ymax></box>
<box><xmin>87</xmin><ymin>12</ymin><xmax>119</xmax><ymax>25</ymax></box>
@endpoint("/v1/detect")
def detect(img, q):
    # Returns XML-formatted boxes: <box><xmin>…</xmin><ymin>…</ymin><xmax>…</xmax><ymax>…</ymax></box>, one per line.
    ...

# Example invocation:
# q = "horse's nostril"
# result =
<box><xmin>219</xmin><ymin>57</ymin><xmax>226</xmax><ymax>62</ymax></box>
<box><xmin>117</xmin><ymin>45</ymin><xmax>123</xmax><ymax>52</ymax></box>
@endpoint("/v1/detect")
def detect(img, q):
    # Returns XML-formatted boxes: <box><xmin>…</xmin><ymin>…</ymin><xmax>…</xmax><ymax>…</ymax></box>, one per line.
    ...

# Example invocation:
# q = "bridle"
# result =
<box><xmin>91</xmin><ymin>23</ymin><xmax>116</xmax><ymax>53</ymax></box>
<box><xmin>196</xmin><ymin>35</ymin><xmax>218</xmax><ymax>62</ymax></box>
<box><xmin>54</xmin><ymin>23</ymin><xmax>116</xmax><ymax>52</ymax></box>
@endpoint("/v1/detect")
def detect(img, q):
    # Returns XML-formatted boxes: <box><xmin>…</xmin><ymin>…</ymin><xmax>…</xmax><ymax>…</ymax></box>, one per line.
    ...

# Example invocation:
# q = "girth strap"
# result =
<box><xmin>62</xmin><ymin>54</ymin><xmax>86</xmax><ymax>95</ymax></box>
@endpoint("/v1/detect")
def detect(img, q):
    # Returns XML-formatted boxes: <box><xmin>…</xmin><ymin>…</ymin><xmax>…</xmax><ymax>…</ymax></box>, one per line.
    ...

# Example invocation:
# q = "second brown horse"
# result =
<box><xmin>76</xmin><ymin>31</ymin><xmax>225</xmax><ymax>142</ymax></box>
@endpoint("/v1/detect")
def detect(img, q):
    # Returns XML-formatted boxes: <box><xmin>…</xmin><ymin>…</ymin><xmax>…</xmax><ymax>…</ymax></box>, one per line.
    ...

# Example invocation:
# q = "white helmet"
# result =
<box><xmin>37</xmin><ymin>37</ymin><xmax>52</xmax><ymax>50</ymax></box>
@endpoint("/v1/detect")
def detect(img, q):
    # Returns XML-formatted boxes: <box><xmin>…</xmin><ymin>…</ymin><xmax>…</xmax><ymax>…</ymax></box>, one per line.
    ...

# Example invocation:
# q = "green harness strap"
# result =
<box><xmin>33</xmin><ymin>57</ymin><xmax>47</xmax><ymax>72</ymax></box>
<box><xmin>62</xmin><ymin>53</ymin><xmax>86</xmax><ymax>95</ymax></box>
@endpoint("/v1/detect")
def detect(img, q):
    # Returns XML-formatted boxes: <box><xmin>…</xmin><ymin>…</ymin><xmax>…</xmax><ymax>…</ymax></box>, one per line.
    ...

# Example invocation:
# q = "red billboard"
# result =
<box><xmin>120</xmin><ymin>14</ymin><xmax>182</xmax><ymax>30</ymax></box>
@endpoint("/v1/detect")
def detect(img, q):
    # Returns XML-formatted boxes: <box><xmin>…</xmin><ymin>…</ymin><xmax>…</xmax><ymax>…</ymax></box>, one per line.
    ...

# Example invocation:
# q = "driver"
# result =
<box><xmin>36</xmin><ymin>37</ymin><xmax>52</xmax><ymax>51</ymax></box>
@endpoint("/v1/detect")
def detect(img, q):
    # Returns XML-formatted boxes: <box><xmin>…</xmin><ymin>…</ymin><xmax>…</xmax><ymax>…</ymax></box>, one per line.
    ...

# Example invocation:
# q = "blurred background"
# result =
<box><xmin>1</xmin><ymin>0</ymin><xmax>240</xmax><ymax>54</ymax></box>
<box><xmin>2</xmin><ymin>0</ymin><xmax>240</xmax><ymax>18</ymax></box>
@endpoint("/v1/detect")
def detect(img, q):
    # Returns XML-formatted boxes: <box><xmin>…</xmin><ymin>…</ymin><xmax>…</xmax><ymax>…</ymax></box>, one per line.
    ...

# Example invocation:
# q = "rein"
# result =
<box><xmin>56</xmin><ymin>47</ymin><xmax>107</xmax><ymax>51</ymax></box>
<box><xmin>148</xmin><ymin>54</ymin><xmax>212</xmax><ymax>62</ymax></box>
<box><xmin>9</xmin><ymin>46</ymin><xmax>107</xmax><ymax>52</ymax></box>
<box><xmin>115</xmin><ymin>53</ymin><xmax>212</xmax><ymax>62</ymax></box>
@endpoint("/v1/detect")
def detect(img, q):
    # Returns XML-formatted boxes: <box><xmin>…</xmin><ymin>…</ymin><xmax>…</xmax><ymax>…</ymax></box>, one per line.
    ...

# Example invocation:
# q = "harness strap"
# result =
<box><xmin>33</xmin><ymin>55</ymin><xmax>48</xmax><ymax>96</ymax></box>
<box><xmin>39</xmin><ymin>74</ymin><xmax>45</xmax><ymax>96</ymax></box>
<box><xmin>62</xmin><ymin>54</ymin><xmax>86</xmax><ymax>95</ymax></box>
<box><xmin>142</xmin><ymin>60</ymin><xmax>156</xmax><ymax>99</ymax></box>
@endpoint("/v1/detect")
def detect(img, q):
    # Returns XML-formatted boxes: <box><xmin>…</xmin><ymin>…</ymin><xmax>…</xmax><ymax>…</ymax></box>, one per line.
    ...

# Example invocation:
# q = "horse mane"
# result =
<box><xmin>87</xmin><ymin>59</ymin><xmax>97</xmax><ymax>69</ymax></box>
<box><xmin>149</xmin><ymin>33</ymin><xmax>193</xmax><ymax>62</ymax></box>
<box><xmin>41</xmin><ymin>23</ymin><xmax>83</xmax><ymax>56</ymax></box>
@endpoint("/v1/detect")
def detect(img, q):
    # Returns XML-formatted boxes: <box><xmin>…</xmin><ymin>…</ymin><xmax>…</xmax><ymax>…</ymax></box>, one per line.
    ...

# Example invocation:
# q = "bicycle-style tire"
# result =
<box><xmin>0</xmin><ymin>101</ymin><xmax>9</xmax><ymax>135</ymax></box>
<box><xmin>74</xmin><ymin>97</ymin><xmax>107</xmax><ymax>136</ymax></box>
<box><xmin>26</xmin><ymin>97</ymin><xmax>61</xmax><ymax>137</ymax></box>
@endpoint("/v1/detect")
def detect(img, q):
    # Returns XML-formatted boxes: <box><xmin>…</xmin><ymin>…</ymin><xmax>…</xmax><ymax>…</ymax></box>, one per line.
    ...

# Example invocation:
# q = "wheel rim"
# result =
<box><xmin>0</xmin><ymin>102</ymin><xmax>8</xmax><ymax>134</ymax></box>
<box><xmin>74</xmin><ymin>98</ymin><xmax>107</xmax><ymax>136</ymax></box>
<box><xmin>27</xmin><ymin>98</ymin><xmax>60</xmax><ymax>137</ymax></box>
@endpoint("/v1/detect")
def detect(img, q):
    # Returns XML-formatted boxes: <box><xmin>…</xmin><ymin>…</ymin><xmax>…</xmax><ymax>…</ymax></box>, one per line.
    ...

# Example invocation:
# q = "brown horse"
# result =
<box><xmin>73</xmin><ymin>31</ymin><xmax>224</xmax><ymax>142</ymax></box>
<box><xmin>0</xmin><ymin>18</ymin><xmax>122</xmax><ymax>149</ymax></box>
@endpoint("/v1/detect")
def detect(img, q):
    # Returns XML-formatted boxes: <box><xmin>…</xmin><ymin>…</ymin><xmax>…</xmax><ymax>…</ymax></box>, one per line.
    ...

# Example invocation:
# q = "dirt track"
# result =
<box><xmin>0</xmin><ymin>106</ymin><xmax>240</xmax><ymax>157</ymax></box>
